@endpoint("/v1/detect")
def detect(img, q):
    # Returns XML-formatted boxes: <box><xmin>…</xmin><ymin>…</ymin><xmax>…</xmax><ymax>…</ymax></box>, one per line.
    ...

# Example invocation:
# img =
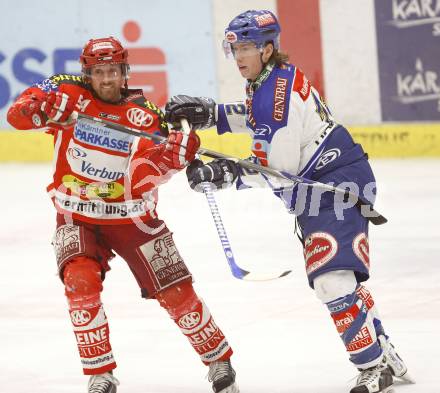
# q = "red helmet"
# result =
<box><xmin>80</xmin><ymin>37</ymin><xmax>128</xmax><ymax>69</ymax></box>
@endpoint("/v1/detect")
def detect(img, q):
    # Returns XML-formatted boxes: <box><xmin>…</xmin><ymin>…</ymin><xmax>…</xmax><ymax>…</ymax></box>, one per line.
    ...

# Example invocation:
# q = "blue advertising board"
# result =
<box><xmin>375</xmin><ymin>0</ymin><xmax>440</xmax><ymax>121</ymax></box>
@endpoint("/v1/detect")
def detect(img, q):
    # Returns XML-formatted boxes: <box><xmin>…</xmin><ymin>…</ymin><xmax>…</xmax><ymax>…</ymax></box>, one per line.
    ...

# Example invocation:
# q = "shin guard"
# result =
<box><xmin>63</xmin><ymin>257</ymin><xmax>116</xmax><ymax>375</ymax></box>
<box><xmin>327</xmin><ymin>285</ymin><xmax>383</xmax><ymax>369</ymax></box>
<box><xmin>157</xmin><ymin>281</ymin><xmax>233</xmax><ymax>364</ymax></box>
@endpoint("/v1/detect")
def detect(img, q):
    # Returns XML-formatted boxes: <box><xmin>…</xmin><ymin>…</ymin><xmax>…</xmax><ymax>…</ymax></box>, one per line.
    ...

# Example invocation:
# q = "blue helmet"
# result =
<box><xmin>223</xmin><ymin>10</ymin><xmax>281</xmax><ymax>57</ymax></box>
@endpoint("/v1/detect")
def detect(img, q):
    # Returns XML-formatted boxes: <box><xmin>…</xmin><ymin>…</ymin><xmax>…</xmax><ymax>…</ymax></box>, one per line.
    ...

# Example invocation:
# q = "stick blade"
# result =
<box><xmin>239</xmin><ymin>269</ymin><xmax>292</xmax><ymax>282</ymax></box>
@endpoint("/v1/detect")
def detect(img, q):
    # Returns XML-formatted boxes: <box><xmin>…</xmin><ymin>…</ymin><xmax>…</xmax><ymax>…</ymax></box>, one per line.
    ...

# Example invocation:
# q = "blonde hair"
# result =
<box><xmin>270</xmin><ymin>49</ymin><xmax>289</xmax><ymax>66</ymax></box>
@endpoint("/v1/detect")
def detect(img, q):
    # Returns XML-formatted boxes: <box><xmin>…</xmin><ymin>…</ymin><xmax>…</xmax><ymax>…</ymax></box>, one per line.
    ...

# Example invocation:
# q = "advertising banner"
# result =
<box><xmin>375</xmin><ymin>0</ymin><xmax>440</xmax><ymax>121</ymax></box>
<box><xmin>0</xmin><ymin>0</ymin><xmax>216</xmax><ymax>129</ymax></box>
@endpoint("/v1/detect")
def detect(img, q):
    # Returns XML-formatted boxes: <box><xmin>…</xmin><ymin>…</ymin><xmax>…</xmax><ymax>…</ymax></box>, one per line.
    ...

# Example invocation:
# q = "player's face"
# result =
<box><xmin>89</xmin><ymin>64</ymin><xmax>125</xmax><ymax>103</ymax></box>
<box><xmin>232</xmin><ymin>42</ymin><xmax>273</xmax><ymax>81</ymax></box>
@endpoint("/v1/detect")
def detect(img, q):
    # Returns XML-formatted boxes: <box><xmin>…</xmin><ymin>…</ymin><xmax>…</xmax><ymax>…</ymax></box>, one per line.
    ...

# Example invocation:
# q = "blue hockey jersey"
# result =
<box><xmin>215</xmin><ymin>62</ymin><xmax>373</xmax><ymax>212</ymax></box>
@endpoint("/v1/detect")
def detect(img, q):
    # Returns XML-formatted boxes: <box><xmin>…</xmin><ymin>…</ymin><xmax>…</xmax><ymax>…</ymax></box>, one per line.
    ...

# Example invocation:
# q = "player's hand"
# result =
<box><xmin>7</xmin><ymin>93</ymin><xmax>47</xmax><ymax>128</ymax></box>
<box><xmin>186</xmin><ymin>159</ymin><xmax>238</xmax><ymax>192</ymax></box>
<box><xmin>41</xmin><ymin>91</ymin><xmax>76</xmax><ymax>124</ymax></box>
<box><xmin>165</xmin><ymin>95</ymin><xmax>216</xmax><ymax>130</ymax></box>
<box><xmin>164</xmin><ymin>129</ymin><xmax>200</xmax><ymax>169</ymax></box>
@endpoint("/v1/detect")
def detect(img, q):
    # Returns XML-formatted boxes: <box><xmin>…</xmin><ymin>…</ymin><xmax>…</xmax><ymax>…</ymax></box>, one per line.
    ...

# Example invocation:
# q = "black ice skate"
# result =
<box><xmin>208</xmin><ymin>359</ymin><xmax>240</xmax><ymax>393</ymax></box>
<box><xmin>350</xmin><ymin>356</ymin><xmax>393</xmax><ymax>393</ymax></box>
<box><xmin>378</xmin><ymin>335</ymin><xmax>415</xmax><ymax>384</ymax></box>
<box><xmin>88</xmin><ymin>372</ymin><xmax>120</xmax><ymax>393</ymax></box>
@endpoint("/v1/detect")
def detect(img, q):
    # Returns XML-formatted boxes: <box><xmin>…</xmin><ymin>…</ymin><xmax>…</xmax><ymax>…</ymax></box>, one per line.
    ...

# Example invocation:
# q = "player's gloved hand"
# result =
<box><xmin>164</xmin><ymin>129</ymin><xmax>201</xmax><ymax>169</ymax></box>
<box><xmin>41</xmin><ymin>91</ymin><xmax>76</xmax><ymax>124</ymax></box>
<box><xmin>7</xmin><ymin>93</ymin><xmax>47</xmax><ymax>128</ymax></box>
<box><xmin>165</xmin><ymin>95</ymin><xmax>216</xmax><ymax>130</ymax></box>
<box><xmin>186</xmin><ymin>159</ymin><xmax>238</xmax><ymax>192</ymax></box>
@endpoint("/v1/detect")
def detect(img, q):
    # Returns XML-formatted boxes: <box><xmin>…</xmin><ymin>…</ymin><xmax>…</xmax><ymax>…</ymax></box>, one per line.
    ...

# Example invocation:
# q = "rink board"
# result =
<box><xmin>1</xmin><ymin>124</ymin><xmax>440</xmax><ymax>161</ymax></box>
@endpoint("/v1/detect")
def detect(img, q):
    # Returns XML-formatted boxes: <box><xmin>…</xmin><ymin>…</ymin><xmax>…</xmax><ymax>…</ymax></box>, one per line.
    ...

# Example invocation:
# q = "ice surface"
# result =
<box><xmin>1</xmin><ymin>159</ymin><xmax>439</xmax><ymax>393</ymax></box>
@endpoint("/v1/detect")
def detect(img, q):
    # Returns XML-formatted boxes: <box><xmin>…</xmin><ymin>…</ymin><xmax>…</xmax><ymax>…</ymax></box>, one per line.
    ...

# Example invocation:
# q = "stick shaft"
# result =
<box><xmin>77</xmin><ymin>113</ymin><xmax>387</xmax><ymax>225</ymax></box>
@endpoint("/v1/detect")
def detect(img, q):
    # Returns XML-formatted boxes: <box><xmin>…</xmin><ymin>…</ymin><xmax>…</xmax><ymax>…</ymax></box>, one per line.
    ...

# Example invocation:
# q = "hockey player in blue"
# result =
<box><xmin>165</xmin><ymin>10</ymin><xmax>412</xmax><ymax>393</ymax></box>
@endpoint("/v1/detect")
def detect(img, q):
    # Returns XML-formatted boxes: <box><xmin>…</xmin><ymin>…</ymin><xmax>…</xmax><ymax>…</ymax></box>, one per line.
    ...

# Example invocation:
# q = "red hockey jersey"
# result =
<box><xmin>8</xmin><ymin>74</ymin><xmax>175</xmax><ymax>225</ymax></box>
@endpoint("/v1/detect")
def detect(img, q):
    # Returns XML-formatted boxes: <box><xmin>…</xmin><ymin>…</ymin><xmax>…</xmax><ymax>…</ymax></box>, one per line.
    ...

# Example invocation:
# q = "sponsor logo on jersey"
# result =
<box><xmin>346</xmin><ymin>326</ymin><xmax>373</xmax><ymax>352</ymax></box>
<box><xmin>178</xmin><ymin>312</ymin><xmax>201</xmax><ymax>329</ymax></box>
<box><xmin>293</xmin><ymin>70</ymin><xmax>311</xmax><ymax>101</ymax></box>
<box><xmin>54</xmin><ymin>191</ymin><xmax>148</xmax><ymax>219</ymax></box>
<box><xmin>315</xmin><ymin>148</ymin><xmax>341</xmax><ymax>171</ymax></box>
<box><xmin>126</xmin><ymin>107</ymin><xmax>154</xmax><ymax>127</ymax></box>
<box><xmin>68</xmin><ymin>146</ymin><xmax>88</xmax><ymax>159</ymax></box>
<box><xmin>352</xmin><ymin>233</ymin><xmax>370</xmax><ymax>269</ymax></box>
<box><xmin>255</xmin><ymin>13</ymin><xmax>276</xmax><ymax>27</ymax></box>
<box><xmin>62</xmin><ymin>174</ymin><xmax>125</xmax><ymax>199</ymax></box>
<box><xmin>254</xmin><ymin>123</ymin><xmax>272</xmax><ymax>136</ymax></box>
<box><xmin>273</xmin><ymin>77</ymin><xmax>288</xmax><ymax>121</ymax></box>
<box><xmin>99</xmin><ymin>112</ymin><xmax>120</xmax><ymax>121</ymax></box>
<box><xmin>74</xmin><ymin>119</ymin><xmax>132</xmax><ymax>153</ymax></box>
<box><xmin>66</xmin><ymin>140</ymin><xmax>129</xmax><ymax>181</ymax></box>
<box><xmin>70</xmin><ymin>310</ymin><xmax>92</xmax><ymax>326</ymax></box>
<box><xmin>304</xmin><ymin>232</ymin><xmax>338</xmax><ymax>275</ymax></box>
<box><xmin>252</xmin><ymin>140</ymin><xmax>269</xmax><ymax>167</ymax></box>
<box><xmin>80</xmin><ymin>161</ymin><xmax>125</xmax><ymax>181</ymax></box>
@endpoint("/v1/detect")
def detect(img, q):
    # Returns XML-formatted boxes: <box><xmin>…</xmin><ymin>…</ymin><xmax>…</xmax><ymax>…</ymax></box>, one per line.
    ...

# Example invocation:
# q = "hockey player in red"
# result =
<box><xmin>7</xmin><ymin>37</ymin><xmax>239</xmax><ymax>393</ymax></box>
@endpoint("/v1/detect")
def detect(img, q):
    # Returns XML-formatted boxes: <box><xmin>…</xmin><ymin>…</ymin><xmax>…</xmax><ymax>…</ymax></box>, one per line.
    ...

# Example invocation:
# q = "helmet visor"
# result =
<box><xmin>85</xmin><ymin>64</ymin><xmax>128</xmax><ymax>82</ymax></box>
<box><xmin>222</xmin><ymin>41</ymin><xmax>262</xmax><ymax>60</ymax></box>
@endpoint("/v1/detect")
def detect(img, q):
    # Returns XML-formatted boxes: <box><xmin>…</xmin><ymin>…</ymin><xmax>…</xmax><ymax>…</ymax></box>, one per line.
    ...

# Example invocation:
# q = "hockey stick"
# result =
<box><xmin>76</xmin><ymin>113</ymin><xmax>387</xmax><ymax>225</ymax></box>
<box><xmin>179</xmin><ymin>118</ymin><xmax>292</xmax><ymax>281</ymax></box>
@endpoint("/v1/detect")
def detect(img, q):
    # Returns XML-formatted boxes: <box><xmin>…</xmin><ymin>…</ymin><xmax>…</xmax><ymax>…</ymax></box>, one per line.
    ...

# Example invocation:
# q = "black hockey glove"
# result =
<box><xmin>186</xmin><ymin>159</ymin><xmax>238</xmax><ymax>192</ymax></box>
<box><xmin>165</xmin><ymin>95</ymin><xmax>216</xmax><ymax>130</ymax></box>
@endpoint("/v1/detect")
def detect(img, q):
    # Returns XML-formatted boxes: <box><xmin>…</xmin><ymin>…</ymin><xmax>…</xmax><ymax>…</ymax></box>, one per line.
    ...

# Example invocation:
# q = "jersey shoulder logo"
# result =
<box><xmin>292</xmin><ymin>68</ymin><xmax>311</xmax><ymax>101</ymax></box>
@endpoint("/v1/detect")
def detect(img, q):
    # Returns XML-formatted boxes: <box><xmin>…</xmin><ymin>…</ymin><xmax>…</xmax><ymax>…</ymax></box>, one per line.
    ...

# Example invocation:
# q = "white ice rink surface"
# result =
<box><xmin>1</xmin><ymin>159</ymin><xmax>439</xmax><ymax>393</ymax></box>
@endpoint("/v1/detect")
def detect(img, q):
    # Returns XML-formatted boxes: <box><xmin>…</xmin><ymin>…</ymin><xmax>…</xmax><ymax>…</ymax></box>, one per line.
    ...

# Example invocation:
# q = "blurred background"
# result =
<box><xmin>1</xmin><ymin>0</ymin><xmax>439</xmax><ymax>161</ymax></box>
